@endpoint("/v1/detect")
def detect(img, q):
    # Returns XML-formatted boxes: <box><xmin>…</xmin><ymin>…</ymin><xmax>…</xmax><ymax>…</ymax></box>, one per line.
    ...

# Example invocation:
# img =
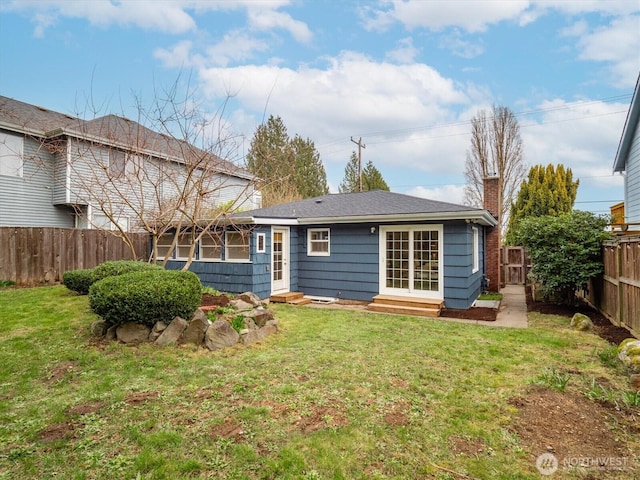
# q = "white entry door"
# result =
<box><xmin>272</xmin><ymin>227</ymin><xmax>290</xmax><ymax>293</ymax></box>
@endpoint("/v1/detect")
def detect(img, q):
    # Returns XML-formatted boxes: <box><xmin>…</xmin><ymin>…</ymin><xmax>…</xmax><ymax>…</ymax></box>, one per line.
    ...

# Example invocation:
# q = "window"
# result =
<box><xmin>200</xmin><ymin>234</ymin><xmax>222</xmax><ymax>260</ymax></box>
<box><xmin>156</xmin><ymin>233</ymin><xmax>175</xmax><ymax>259</ymax></box>
<box><xmin>472</xmin><ymin>227</ymin><xmax>479</xmax><ymax>273</ymax></box>
<box><xmin>109</xmin><ymin>150</ymin><xmax>138</xmax><ymax>178</ymax></box>
<box><xmin>256</xmin><ymin>233</ymin><xmax>266</xmax><ymax>253</ymax></box>
<box><xmin>176</xmin><ymin>233</ymin><xmax>194</xmax><ymax>260</ymax></box>
<box><xmin>93</xmin><ymin>213</ymin><xmax>129</xmax><ymax>232</ymax></box>
<box><xmin>308</xmin><ymin>228</ymin><xmax>330</xmax><ymax>256</ymax></box>
<box><xmin>0</xmin><ymin>132</ymin><xmax>24</xmax><ymax>177</ymax></box>
<box><xmin>226</xmin><ymin>231</ymin><xmax>250</xmax><ymax>261</ymax></box>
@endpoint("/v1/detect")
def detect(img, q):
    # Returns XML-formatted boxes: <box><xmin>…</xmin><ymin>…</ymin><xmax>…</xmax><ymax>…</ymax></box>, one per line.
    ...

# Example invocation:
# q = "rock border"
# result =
<box><xmin>91</xmin><ymin>292</ymin><xmax>278</xmax><ymax>351</ymax></box>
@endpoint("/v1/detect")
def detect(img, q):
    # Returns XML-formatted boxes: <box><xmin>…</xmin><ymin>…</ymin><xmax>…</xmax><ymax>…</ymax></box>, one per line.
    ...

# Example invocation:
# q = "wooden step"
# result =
<box><xmin>270</xmin><ymin>292</ymin><xmax>311</xmax><ymax>305</ymax></box>
<box><xmin>367</xmin><ymin>295</ymin><xmax>443</xmax><ymax>317</ymax></box>
<box><xmin>367</xmin><ymin>303</ymin><xmax>441</xmax><ymax>318</ymax></box>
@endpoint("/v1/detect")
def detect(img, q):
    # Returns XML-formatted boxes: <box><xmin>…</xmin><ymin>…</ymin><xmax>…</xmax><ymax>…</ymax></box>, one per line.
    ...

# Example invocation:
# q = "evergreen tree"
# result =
<box><xmin>362</xmin><ymin>161</ymin><xmax>390</xmax><ymax>191</ymax></box>
<box><xmin>245</xmin><ymin>115</ymin><xmax>328</xmax><ymax>205</ymax></box>
<box><xmin>290</xmin><ymin>135</ymin><xmax>329</xmax><ymax>198</ymax></box>
<box><xmin>338</xmin><ymin>152</ymin><xmax>360</xmax><ymax>193</ymax></box>
<box><xmin>505</xmin><ymin>163</ymin><xmax>579</xmax><ymax>244</ymax></box>
<box><xmin>339</xmin><ymin>152</ymin><xmax>390</xmax><ymax>193</ymax></box>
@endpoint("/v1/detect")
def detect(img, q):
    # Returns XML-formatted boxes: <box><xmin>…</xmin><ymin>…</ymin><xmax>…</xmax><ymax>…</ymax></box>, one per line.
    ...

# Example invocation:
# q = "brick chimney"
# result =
<box><xmin>483</xmin><ymin>176</ymin><xmax>501</xmax><ymax>292</ymax></box>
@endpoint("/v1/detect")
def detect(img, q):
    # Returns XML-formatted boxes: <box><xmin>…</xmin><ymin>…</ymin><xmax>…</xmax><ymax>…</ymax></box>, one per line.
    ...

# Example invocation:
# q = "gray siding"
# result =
<box><xmin>625</xmin><ymin>120</ymin><xmax>640</xmax><ymax>223</ymax></box>
<box><xmin>0</xmin><ymin>132</ymin><xmax>75</xmax><ymax>227</ymax></box>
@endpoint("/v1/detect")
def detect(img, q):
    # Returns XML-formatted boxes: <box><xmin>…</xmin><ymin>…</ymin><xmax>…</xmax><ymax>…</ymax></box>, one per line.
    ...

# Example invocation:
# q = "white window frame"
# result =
<box><xmin>156</xmin><ymin>233</ymin><xmax>175</xmax><ymax>260</ymax></box>
<box><xmin>308</xmin><ymin>228</ymin><xmax>330</xmax><ymax>256</ymax></box>
<box><xmin>200</xmin><ymin>234</ymin><xmax>222</xmax><ymax>261</ymax></box>
<box><xmin>256</xmin><ymin>233</ymin><xmax>266</xmax><ymax>253</ymax></box>
<box><xmin>175</xmin><ymin>233</ymin><xmax>194</xmax><ymax>260</ymax></box>
<box><xmin>472</xmin><ymin>226</ymin><xmax>479</xmax><ymax>274</ymax></box>
<box><xmin>0</xmin><ymin>132</ymin><xmax>24</xmax><ymax>178</ymax></box>
<box><xmin>92</xmin><ymin>213</ymin><xmax>129</xmax><ymax>232</ymax></box>
<box><xmin>225</xmin><ymin>231</ymin><xmax>251</xmax><ymax>262</ymax></box>
<box><xmin>379</xmin><ymin>224</ymin><xmax>443</xmax><ymax>300</ymax></box>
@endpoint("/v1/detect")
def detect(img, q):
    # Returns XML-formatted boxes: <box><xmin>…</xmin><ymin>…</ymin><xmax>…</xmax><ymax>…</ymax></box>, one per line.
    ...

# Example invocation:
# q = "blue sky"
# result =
<box><xmin>1</xmin><ymin>1</ymin><xmax>639</xmax><ymax>214</ymax></box>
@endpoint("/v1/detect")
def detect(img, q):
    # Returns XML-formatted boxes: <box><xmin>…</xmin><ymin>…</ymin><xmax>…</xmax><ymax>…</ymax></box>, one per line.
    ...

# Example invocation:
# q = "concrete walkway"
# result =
<box><xmin>438</xmin><ymin>284</ymin><xmax>528</xmax><ymax>328</ymax></box>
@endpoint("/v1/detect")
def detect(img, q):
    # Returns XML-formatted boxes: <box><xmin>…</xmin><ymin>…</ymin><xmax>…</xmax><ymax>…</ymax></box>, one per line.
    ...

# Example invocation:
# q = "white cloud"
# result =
<box><xmin>204</xmin><ymin>31</ymin><xmax>271</xmax><ymax>67</ymax></box>
<box><xmin>405</xmin><ymin>184</ymin><xmax>466</xmax><ymax>204</ymax></box>
<box><xmin>246</xmin><ymin>7</ymin><xmax>312</xmax><ymax>43</ymax></box>
<box><xmin>362</xmin><ymin>0</ymin><xmax>530</xmax><ymax>33</ymax></box>
<box><xmin>385</xmin><ymin>37</ymin><xmax>420</xmax><ymax>64</ymax></box>
<box><xmin>438</xmin><ymin>30</ymin><xmax>484</xmax><ymax>59</ymax></box>
<box><xmin>574</xmin><ymin>15</ymin><xmax>640</xmax><ymax>89</ymax></box>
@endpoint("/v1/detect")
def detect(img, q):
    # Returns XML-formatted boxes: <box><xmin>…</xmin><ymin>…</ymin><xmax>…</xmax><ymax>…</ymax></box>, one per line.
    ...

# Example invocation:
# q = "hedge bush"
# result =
<box><xmin>88</xmin><ymin>269</ymin><xmax>202</xmax><ymax>327</ymax></box>
<box><xmin>63</xmin><ymin>260</ymin><xmax>163</xmax><ymax>295</ymax></box>
<box><xmin>62</xmin><ymin>269</ymin><xmax>97</xmax><ymax>295</ymax></box>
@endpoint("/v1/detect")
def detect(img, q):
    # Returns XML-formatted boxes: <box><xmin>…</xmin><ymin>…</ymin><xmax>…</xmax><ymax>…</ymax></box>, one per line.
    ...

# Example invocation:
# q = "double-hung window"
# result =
<box><xmin>0</xmin><ymin>132</ymin><xmax>24</xmax><ymax>177</ymax></box>
<box><xmin>308</xmin><ymin>228</ymin><xmax>330</xmax><ymax>256</ymax></box>
<box><xmin>472</xmin><ymin>227</ymin><xmax>479</xmax><ymax>273</ymax></box>
<box><xmin>200</xmin><ymin>234</ymin><xmax>222</xmax><ymax>260</ymax></box>
<box><xmin>225</xmin><ymin>231</ymin><xmax>250</xmax><ymax>261</ymax></box>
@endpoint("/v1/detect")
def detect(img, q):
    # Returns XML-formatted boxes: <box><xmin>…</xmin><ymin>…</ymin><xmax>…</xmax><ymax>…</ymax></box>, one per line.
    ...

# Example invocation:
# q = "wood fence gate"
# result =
<box><xmin>501</xmin><ymin>246</ymin><xmax>529</xmax><ymax>285</ymax></box>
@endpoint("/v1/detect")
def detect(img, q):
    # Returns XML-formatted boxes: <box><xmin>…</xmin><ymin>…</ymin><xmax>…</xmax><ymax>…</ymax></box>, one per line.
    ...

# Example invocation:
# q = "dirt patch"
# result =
<box><xmin>509</xmin><ymin>385</ymin><xmax>638</xmax><ymax>475</ymax></box>
<box><xmin>449</xmin><ymin>435</ymin><xmax>488</xmax><ymax>456</ymax></box>
<box><xmin>441</xmin><ymin>306</ymin><xmax>497</xmax><ymax>321</ymax></box>
<box><xmin>66</xmin><ymin>401</ymin><xmax>104</xmax><ymax>417</ymax></box>
<box><xmin>294</xmin><ymin>405</ymin><xmax>349</xmax><ymax>433</ymax></box>
<box><xmin>44</xmin><ymin>361</ymin><xmax>78</xmax><ymax>385</ymax></box>
<box><xmin>38</xmin><ymin>421</ymin><xmax>81</xmax><ymax>442</ymax></box>
<box><xmin>526</xmin><ymin>286</ymin><xmax>634</xmax><ymax>344</ymax></box>
<box><xmin>211</xmin><ymin>420</ymin><xmax>244</xmax><ymax>441</ymax></box>
<box><xmin>383</xmin><ymin>401</ymin><xmax>410</xmax><ymax>427</ymax></box>
<box><xmin>125</xmin><ymin>390</ymin><xmax>160</xmax><ymax>405</ymax></box>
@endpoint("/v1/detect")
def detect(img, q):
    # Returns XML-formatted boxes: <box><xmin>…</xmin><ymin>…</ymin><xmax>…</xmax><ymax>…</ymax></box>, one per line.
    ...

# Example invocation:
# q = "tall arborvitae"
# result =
<box><xmin>505</xmin><ymin>163</ymin><xmax>579</xmax><ymax>244</ymax></box>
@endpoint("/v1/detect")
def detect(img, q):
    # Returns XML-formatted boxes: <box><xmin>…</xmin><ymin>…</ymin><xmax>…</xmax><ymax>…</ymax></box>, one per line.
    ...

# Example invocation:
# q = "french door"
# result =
<box><xmin>271</xmin><ymin>227</ymin><xmax>290</xmax><ymax>293</ymax></box>
<box><xmin>379</xmin><ymin>225</ymin><xmax>443</xmax><ymax>299</ymax></box>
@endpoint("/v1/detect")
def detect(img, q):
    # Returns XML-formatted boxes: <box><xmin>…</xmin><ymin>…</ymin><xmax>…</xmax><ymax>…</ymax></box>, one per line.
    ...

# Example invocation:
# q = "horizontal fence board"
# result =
<box><xmin>0</xmin><ymin>227</ymin><xmax>148</xmax><ymax>285</ymax></box>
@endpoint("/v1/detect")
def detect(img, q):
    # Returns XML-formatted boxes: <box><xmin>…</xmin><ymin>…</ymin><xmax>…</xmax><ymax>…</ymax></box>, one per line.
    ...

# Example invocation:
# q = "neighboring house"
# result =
<box><xmin>0</xmin><ymin>95</ymin><xmax>259</xmax><ymax>230</ymax></box>
<box><xmin>165</xmin><ymin>189</ymin><xmax>498</xmax><ymax>312</ymax></box>
<box><xmin>613</xmin><ymin>73</ymin><xmax>640</xmax><ymax>231</ymax></box>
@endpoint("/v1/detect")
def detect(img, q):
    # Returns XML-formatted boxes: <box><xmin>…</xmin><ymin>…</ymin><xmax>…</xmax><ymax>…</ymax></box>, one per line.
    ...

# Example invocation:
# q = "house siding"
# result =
<box><xmin>443</xmin><ymin>222</ymin><xmax>484</xmax><ymax>310</ymax></box>
<box><xmin>296</xmin><ymin>223</ymin><xmax>382</xmax><ymax>301</ymax></box>
<box><xmin>0</xmin><ymin>132</ymin><xmax>75</xmax><ymax>227</ymax></box>
<box><xmin>625</xmin><ymin>120</ymin><xmax>640</xmax><ymax>223</ymax></box>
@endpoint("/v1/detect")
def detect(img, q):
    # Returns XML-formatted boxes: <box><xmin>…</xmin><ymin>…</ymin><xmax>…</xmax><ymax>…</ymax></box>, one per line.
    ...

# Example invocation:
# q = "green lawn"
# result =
<box><xmin>0</xmin><ymin>286</ymin><xmax>637</xmax><ymax>480</ymax></box>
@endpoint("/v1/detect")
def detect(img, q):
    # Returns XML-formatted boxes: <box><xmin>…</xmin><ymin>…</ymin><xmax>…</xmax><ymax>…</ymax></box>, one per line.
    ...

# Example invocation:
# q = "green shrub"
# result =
<box><xmin>88</xmin><ymin>269</ymin><xmax>202</xmax><ymax>327</ymax></box>
<box><xmin>92</xmin><ymin>260</ymin><xmax>163</xmax><ymax>282</ymax></box>
<box><xmin>62</xmin><ymin>269</ymin><xmax>96</xmax><ymax>295</ymax></box>
<box><xmin>63</xmin><ymin>261</ymin><xmax>162</xmax><ymax>295</ymax></box>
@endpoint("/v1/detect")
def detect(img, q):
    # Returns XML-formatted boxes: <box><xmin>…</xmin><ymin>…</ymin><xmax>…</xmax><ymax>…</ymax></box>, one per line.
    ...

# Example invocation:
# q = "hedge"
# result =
<box><xmin>88</xmin><ymin>269</ymin><xmax>202</xmax><ymax>327</ymax></box>
<box><xmin>63</xmin><ymin>260</ymin><xmax>163</xmax><ymax>295</ymax></box>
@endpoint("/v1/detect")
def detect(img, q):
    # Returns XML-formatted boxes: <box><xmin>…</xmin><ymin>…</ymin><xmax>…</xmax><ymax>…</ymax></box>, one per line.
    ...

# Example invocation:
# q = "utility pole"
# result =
<box><xmin>350</xmin><ymin>136</ymin><xmax>366</xmax><ymax>192</ymax></box>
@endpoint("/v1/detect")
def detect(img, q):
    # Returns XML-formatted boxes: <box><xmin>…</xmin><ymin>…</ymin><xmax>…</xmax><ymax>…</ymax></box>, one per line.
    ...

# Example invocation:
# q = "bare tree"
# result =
<box><xmin>463</xmin><ymin>105</ymin><xmax>526</xmax><ymax>235</ymax></box>
<box><xmin>3</xmin><ymin>81</ymin><xmax>260</xmax><ymax>269</ymax></box>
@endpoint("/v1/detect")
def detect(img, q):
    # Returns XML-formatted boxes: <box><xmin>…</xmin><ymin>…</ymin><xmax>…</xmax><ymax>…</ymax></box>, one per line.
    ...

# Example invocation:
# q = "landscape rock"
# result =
<box><xmin>116</xmin><ymin>322</ymin><xmax>151</xmax><ymax>344</ymax></box>
<box><xmin>105</xmin><ymin>325</ymin><xmax>117</xmax><ymax>341</ymax></box>
<box><xmin>155</xmin><ymin>317</ymin><xmax>188</xmax><ymax>347</ymax></box>
<box><xmin>618</xmin><ymin>338</ymin><xmax>640</xmax><ymax>373</ymax></box>
<box><xmin>90</xmin><ymin>320</ymin><xmax>108</xmax><ymax>337</ymax></box>
<box><xmin>205</xmin><ymin>319</ymin><xmax>240</xmax><ymax>350</ymax></box>
<box><xmin>242</xmin><ymin>329</ymin><xmax>262</xmax><ymax>346</ymax></box>
<box><xmin>149</xmin><ymin>321</ymin><xmax>168</xmax><ymax>342</ymax></box>
<box><xmin>238</xmin><ymin>292</ymin><xmax>262</xmax><ymax>307</ymax></box>
<box><xmin>570</xmin><ymin>313</ymin><xmax>593</xmax><ymax>331</ymax></box>
<box><xmin>181</xmin><ymin>315</ymin><xmax>211</xmax><ymax>345</ymax></box>
<box><xmin>230</xmin><ymin>299</ymin><xmax>254</xmax><ymax>311</ymax></box>
<box><xmin>243</xmin><ymin>307</ymin><xmax>275</xmax><ymax>327</ymax></box>
<box><xmin>242</xmin><ymin>317</ymin><xmax>258</xmax><ymax>331</ymax></box>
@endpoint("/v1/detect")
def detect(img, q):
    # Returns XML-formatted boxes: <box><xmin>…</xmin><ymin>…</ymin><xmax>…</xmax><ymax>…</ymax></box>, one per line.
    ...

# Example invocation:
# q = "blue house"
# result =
<box><xmin>167</xmin><ymin>190</ymin><xmax>498</xmax><ymax>315</ymax></box>
<box><xmin>613</xmin><ymin>72</ymin><xmax>640</xmax><ymax>231</ymax></box>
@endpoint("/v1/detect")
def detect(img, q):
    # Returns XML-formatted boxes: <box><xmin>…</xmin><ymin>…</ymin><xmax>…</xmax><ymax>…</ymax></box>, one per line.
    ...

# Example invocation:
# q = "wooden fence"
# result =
<box><xmin>586</xmin><ymin>235</ymin><xmax>640</xmax><ymax>336</ymax></box>
<box><xmin>0</xmin><ymin>227</ymin><xmax>149</xmax><ymax>285</ymax></box>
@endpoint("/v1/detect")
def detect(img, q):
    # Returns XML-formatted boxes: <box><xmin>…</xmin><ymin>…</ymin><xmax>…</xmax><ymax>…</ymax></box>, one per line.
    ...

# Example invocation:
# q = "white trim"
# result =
<box><xmin>256</xmin><ymin>232</ymin><xmax>266</xmax><ymax>253</ymax></box>
<box><xmin>472</xmin><ymin>226</ymin><xmax>479</xmax><ymax>274</ymax></box>
<box><xmin>271</xmin><ymin>226</ymin><xmax>290</xmax><ymax>294</ymax></box>
<box><xmin>307</xmin><ymin>228</ymin><xmax>330</xmax><ymax>256</ymax></box>
<box><xmin>379</xmin><ymin>224</ymin><xmax>444</xmax><ymax>300</ymax></box>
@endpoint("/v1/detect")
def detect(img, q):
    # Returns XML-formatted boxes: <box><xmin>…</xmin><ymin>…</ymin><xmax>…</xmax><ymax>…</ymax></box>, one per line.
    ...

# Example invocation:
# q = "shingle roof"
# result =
<box><xmin>0</xmin><ymin>95</ymin><xmax>253</xmax><ymax>179</ymax></box>
<box><xmin>238</xmin><ymin>190</ymin><xmax>497</xmax><ymax>226</ymax></box>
